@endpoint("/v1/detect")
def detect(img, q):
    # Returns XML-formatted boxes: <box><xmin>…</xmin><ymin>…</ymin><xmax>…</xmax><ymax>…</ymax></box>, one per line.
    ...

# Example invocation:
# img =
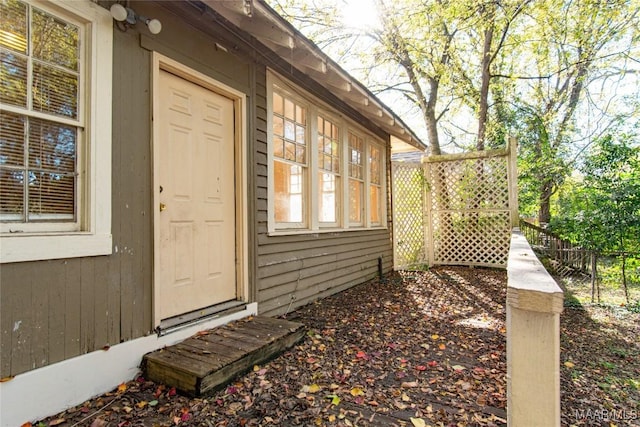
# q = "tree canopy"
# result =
<box><xmin>270</xmin><ymin>0</ymin><xmax>640</xmax><ymax>223</ymax></box>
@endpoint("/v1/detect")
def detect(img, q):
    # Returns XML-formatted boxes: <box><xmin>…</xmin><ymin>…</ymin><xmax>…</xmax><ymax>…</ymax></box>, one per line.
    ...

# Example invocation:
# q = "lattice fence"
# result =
<box><xmin>392</xmin><ymin>141</ymin><xmax>517</xmax><ymax>270</ymax></box>
<box><xmin>391</xmin><ymin>163</ymin><xmax>428</xmax><ymax>270</ymax></box>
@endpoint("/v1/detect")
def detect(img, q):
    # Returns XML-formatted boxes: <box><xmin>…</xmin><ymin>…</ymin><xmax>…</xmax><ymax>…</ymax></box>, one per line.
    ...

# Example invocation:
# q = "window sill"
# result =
<box><xmin>267</xmin><ymin>226</ymin><xmax>388</xmax><ymax>237</ymax></box>
<box><xmin>0</xmin><ymin>233</ymin><xmax>112</xmax><ymax>263</ymax></box>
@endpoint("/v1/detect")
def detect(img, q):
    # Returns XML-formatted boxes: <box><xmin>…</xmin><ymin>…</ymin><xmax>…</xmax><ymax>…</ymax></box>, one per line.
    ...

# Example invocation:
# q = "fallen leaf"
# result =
<box><xmin>148</xmin><ymin>400</ymin><xmax>159</xmax><ymax>407</ymax></box>
<box><xmin>401</xmin><ymin>381</ymin><xmax>419</xmax><ymax>388</ymax></box>
<box><xmin>431</xmin><ymin>334</ymin><xmax>439</xmax><ymax>340</ymax></box>
<box><xmin>438</xmin><ymin>343</ymin><xmax>446</xmax><ymax>350</ymax></box>
<box><xmin>326</xmin><ymin>394</ymin><xmax>341</xmax><ymax>405</ymax></box>
<box><xmin>564</xmin><ymin>361</ymin><xmax>575</xmax><ymax>368</ymax></box>
<box><xmin>117</xmin><ymin>383</ymin><xmax>127</xmax><ymax>393</ymax></box>
<box><xmin>350</xmin><ymin>387</ymin><xmax>364</xmax><ymax>396</ymax></box>
<box><xmin>48</xmin><ymin>419</ymin><xmax>66</xmax><ymax>426</ymax></box>
<box><xmin>302</xmin><ymin>384</ymin><xmax>321</xmax><ymax>393</ymax></box>
<box><xmin>410</xmin><ymin>418</ymin><xmax>426</xmax><ymax>427</ymax></box>
<box><xmin>90</xmin><ymin>418</ymin><xmax>107</xmax><ymax>427</ymax></box>
<box><xmin>451</xmin><ymin>365</ymin><xmax>466</xmax><ymax>371</ymax></box>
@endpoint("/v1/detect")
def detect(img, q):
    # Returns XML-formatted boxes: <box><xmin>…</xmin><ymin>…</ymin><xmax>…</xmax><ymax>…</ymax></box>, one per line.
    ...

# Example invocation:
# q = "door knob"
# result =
<box><xmin>159</xmin><ymin>203</ymin><xmax>166</xmax><ymax>212</ymax></box>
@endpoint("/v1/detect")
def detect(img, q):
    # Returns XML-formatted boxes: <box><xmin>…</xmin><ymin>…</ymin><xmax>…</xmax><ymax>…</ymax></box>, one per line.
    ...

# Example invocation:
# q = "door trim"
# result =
<box><xmin>151</xmin><ymin>52</ymin><xmax>248</xmax><ymax>328</ymax></box>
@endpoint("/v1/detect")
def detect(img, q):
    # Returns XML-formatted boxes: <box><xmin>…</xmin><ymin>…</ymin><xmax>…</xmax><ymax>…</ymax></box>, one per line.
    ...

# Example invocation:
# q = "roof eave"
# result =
<box><xmin>202</xmin><ymin>0</ymin><xmax>426</xmax><ymax>151</ymax></box>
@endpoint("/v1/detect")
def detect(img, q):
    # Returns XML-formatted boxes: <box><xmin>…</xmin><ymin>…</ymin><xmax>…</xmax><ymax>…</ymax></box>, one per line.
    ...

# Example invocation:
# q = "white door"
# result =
<box><xmin>157</xmin><ymin>70</ymin><xmax>236</xmax><ymax>320</ymax></box>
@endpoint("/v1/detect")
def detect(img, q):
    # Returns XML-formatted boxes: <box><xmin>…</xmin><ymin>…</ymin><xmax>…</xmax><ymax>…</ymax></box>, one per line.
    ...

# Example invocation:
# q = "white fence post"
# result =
<box><xmin>507</xmin><ymin>230</ymin><xmax>563</xmax><ymax>426</ymax></box>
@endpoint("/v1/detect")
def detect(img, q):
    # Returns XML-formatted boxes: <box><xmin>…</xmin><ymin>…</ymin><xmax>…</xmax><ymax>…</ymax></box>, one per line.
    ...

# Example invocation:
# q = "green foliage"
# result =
<box><xmin>550</xmin><ymin>134</ymin><xmax>640</xmax><ymax>252</ymax></box>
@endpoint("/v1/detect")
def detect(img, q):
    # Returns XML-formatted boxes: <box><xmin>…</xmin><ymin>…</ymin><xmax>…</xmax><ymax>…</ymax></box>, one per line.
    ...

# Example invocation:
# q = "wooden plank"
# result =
<box><xmin>198</xmin><ymin>325</ymin><xmax>306</xmax><ymax>395</ymax></box>
<box><xmin>30</xmin><ymin>262</ymin><xmax>48</xmax><ymax>370</ymax></box>
<box><xmin>1</xmin><ymin>263</ymin><xmax>31</xmax><ymax>376</ymax></box>
<box><xmin>145</xmin><ymin>348</ymin><xmax>213</xmax><ymax>377</ymax></box>
<box><xmin>216</xmin><ymin>327</ymin><xmax>273</xmax><ymax>348</ymax></box>
<box><xmin>80</xmin><ymin>258</ymin><xmax>95</xmax><ymax>354</ymax></box>
<box><xmin>196</xmin><ymin>332</ymin><xmax>263</xmax><ymax>353</ymax></box>
<box><xmin>223</xmin><ymin>322</ymin><xmax>285</xmax><ymax>343</ymax></box>
<box><xmin>47</xmin><ymin>260</ymin><xmax>66</xmax><ymax>366</ymax></box>
<box><xmin>166</xmin><ymin>345</ymin><xmax>232</xmax><ymax>370</ymax></box>
<box><xmin>93</xmin><ymin>258</ymin><xmax>109</xmax><ymax>350</ymax></box>
<box><xmin>144</xmin><ymin>355</ymin><xmax>199</xmax><ymax>395</ymax></box>
<box><xmin>179</xmin><ymin>338</ymin><xmax>245</xmax><ymax>361</ymax></box>
<box><xmin>144</xmin><ymin>317</ymin><xmax>306</xmax><ymax>396</ymax></box>
<box><xmin>249</xmin><ymin>316</ymin><xmax>304</xmax><ymax>332</ymax></box>
<box><xmin>106</xmin><ymin>256</ymin><xmax>121</xmax><ymax>348</ymax></box>
<box><xmin>64</xmin><ymin>259</ymin><xmax>81</xmax><ymax>360</ymax></box>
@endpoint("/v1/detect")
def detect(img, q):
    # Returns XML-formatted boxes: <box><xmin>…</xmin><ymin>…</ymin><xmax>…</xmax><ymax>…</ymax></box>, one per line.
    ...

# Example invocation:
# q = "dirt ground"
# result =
<box><xmin>32</xmin><ymin>266</ymin><xmax>639</xmax><ymax>426</ymax></box>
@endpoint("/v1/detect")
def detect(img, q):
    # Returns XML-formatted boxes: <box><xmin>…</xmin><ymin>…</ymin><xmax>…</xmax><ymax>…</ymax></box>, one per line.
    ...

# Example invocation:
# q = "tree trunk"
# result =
<box><xmin>621</xmin><ymin>254</ymin><xmax>630</xmax><ymax>304</ymax></box>
<box><xmin>426</xmin><ymin>78</ymin><xmax>441</xmax><ymax>155</ymax></box>
<box><xmin>591</xmin><ymin>252</ymin><xmax>597</xmax><ymax>303</ymax></box>
<box><xmin>477</xmin><ymin>26</ymin><xmax>493</xmax><ymax>151</ymax></box>
<box><xmin>538</xmin><ymin>179</ymin><xmax>553</xmax><ymax>224</ymax></box>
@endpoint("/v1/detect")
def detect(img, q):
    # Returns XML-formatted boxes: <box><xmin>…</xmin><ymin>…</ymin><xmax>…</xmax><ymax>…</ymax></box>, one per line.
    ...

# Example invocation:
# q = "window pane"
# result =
<box><xmin>369</xmin><ymin>145</ymin><xmax>381</xmax><ymax>184</ymax></box>
<box><xmin>284</xmin><ymin>98</ymin><xmax>294</xmax><ymax>120</ymax></box>
<box><xmin>349</xmin><ymin>179</ymin><xmax>362</xmax><ymax>224</ymax></box>
<box><xmin>295</xmin><ymin>124</ymin><xmax>305</xmax><ymax>143</ymax></box>
<box><xmin>0</xmin><ymin>169</ymin><xmax>24</xmax><ymax>221</ymax></box>
<box><xmin>32</xmin><ymin>7</ymin><xmax>79</xmax><ymax>71</ymax></box>
<box><xmin>273</xmin><ymin>136</ymin><xmax>284</xmax><ymax>158</ymax></box>
<box><xmin>28</xmin><ymin>171</ymin><xmax>74</xmax><ymax>219</ymax></box>
<box><xmin>32</xmin><ymin>61</ymin><xmax>78</xmax><ymax>118</ymax></box>
<box><xmin>284</xmin><ymin>119</ymin><xmax>294</xmax><ymax>140</ymax></box>
<box><xmin>296</xmin><ymin>105</ymin><xmax>305</xmax><ymax>124</ymax></box>
<box><xmin>0</xmin><ymin>111</ymin><xmax>25</xmax><ymax>166</ymax></box>
<box><xmin>319</xmin><ymin>172</ymin><xmax>338</xmax><ymax>223</ymax></box>
<box><xmin>273</xmin><ymin>92</ymin><xmax>283</xmax><ymax>115</ymax></box>
<box><xmin>317</xmin><ymin>116</ymin><xmax>339</xmax><ymax>173</ymax></box>
<box><xmin>27</xmin><ymin>117</ymin><xmax>76</xmax><ymax>220</ymax></box>
<box><xmin>274</xmin><ymin>160</ymin><xmax>305</xmax><ymax>224</ymax></box>
<box><xmin>348</xmin><ymin>132</ymin><xmax>363</xmax><ymax>180</ymax></box>
<box><xmin>369</xmin><ymin>185</ymin><xmax>381</xmax><ymax>225</ymax></box>
<box><xmin>0</xmin><ymin>0</ymin><xmax>28</xmax><ymax>54</ymax></box>
<box><xmin>28</xmin><ymin>117</ymin><xmax>76</xmax><ymax>173</ymax></box>
<box><xmin>295</xmin><ymin>145</ymin><xmax>305</xmax><ymax>164</ymax></box>
<box><xmin>273</xmin><ymin>116</ymin><xmax>283</xmax><ymax>137</ymax></box>
<box><xmin>284</xmin><ymin>141</ymin><xmax>295</xmax><ymax>161</ymax></box>
<box><xmin>0</xmin><ymin>49</ymin><xmax>28</xmax><ymax>107</ymax></box>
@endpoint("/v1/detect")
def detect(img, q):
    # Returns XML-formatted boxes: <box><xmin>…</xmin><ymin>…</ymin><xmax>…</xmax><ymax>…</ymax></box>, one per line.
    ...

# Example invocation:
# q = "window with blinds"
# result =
<box><xmin>0</xmin><ymin>0</ymin><xmax>81</xmax><ymax>226</ymax></box>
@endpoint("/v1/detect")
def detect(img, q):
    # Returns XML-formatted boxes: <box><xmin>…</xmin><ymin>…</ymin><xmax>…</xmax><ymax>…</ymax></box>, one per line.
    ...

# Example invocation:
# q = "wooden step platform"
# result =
<box><xmin>143</xmin><ymin>316</ymin><xmax>306</xmax><ymax>396</ymax></box>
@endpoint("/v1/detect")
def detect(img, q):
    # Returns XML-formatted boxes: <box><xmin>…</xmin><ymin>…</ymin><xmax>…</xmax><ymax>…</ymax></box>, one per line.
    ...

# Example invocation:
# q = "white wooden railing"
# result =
<box><xmin>507</xmin><ymin>229</ymin><xmax>563</xmax><ymax>426</ymax></box>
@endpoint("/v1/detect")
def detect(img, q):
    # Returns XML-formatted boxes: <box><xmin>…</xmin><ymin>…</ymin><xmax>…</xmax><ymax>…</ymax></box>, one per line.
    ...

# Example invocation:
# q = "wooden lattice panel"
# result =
<box><xmin>392</xmin><ymin>145</ymin><xmax>515</xmax><ymax>270</ymax></box>
<box><xmin>392</xmin><ymin>163</ymin><xmax>427</xmax><ymax>269</ymax></box>
<box><xmin>427</xmin><ymin>154</ymin><xmax>512</xmax><ymax>268</ymax></box>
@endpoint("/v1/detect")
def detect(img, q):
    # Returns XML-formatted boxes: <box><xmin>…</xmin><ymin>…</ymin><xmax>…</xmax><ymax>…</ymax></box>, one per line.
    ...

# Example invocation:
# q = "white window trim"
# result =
<box><xmin>0</xmin><ymin>0</ymin><xmax>112</xmax><ymax>263</ymax></box>
<box><xmin>267</xmin><ymin>70</ymin><xmax>387</xmax><ymax>235</ymax></box>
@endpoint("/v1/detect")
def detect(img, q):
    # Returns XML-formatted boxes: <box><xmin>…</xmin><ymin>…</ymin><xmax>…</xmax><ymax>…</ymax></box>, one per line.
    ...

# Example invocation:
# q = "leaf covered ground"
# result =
<box><xmin>33</xmin><ymin>267</ymin><xmax>639</xmax><ymax>426</ymax></box>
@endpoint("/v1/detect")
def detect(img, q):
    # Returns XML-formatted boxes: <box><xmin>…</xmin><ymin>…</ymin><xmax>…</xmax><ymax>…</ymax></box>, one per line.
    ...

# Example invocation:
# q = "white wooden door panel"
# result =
<box><xmin>158</xmin><ymin>70</ymin><xmax>236</xmax><ymax>320</ymax></box>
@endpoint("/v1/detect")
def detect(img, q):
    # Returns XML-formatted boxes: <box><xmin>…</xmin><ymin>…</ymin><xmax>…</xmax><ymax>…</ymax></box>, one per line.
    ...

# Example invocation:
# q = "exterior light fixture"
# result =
<box><xmin>110</xmin><ymin>3</ymin><xmax>162</xmax><ymax>35</ymax></box>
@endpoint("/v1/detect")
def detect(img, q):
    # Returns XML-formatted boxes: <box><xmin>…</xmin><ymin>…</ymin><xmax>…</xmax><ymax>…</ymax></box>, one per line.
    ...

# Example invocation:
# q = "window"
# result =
<box><xmin>348</xmin><ymin>131</ymin><xmax>364</xmax><ymax>226</ymax></box>
<box><xmin>0</xmin><ymin>0</ymin><xmax>112</xmax><ymax>263</ymax></box>
<box><xmin>272</xmin><ymin>91</ymin><xmax>307</xmax><ymax>227</ymax></box>
<box><xmin>268</xmin><ymin>72</ymin><xmax>386</xmax><ymax>233</ymax></box>
<box><xmin>368</xmin><ymin>144</ymin><xmax>382</xmax><ymax>225</ymax></box>
<box><xmin>317</xmin><ymin>115</ymin><xmax>340</xmax><ymax>226</ymax></box>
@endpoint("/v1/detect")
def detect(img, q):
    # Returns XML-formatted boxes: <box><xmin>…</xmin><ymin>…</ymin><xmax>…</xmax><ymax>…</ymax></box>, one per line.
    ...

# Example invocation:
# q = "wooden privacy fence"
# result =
<box><xmin>392</xmin><ymin>138</ymin><xmax>519</xmax><ymax>270</ymax></box>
